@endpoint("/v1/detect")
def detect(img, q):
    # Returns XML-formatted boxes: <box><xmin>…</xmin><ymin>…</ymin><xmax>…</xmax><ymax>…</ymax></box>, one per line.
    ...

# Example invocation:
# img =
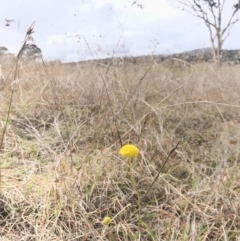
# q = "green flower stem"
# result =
<box><xmin>128</xmin><ymin>158</ymin><xmax>141</xmax><ymax>217</ymax></box>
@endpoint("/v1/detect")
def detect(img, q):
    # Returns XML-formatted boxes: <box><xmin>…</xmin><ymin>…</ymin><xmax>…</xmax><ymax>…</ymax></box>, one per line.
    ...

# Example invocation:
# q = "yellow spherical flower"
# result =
<box><xmin>119</xmin><ymin>144</ymin><xmax>139</xmax><ymax>158</ymax></box>
<box><xmin>103</xmin><ymin>216</ymin><xmax>112</xmax><ymax>225</ymax></box>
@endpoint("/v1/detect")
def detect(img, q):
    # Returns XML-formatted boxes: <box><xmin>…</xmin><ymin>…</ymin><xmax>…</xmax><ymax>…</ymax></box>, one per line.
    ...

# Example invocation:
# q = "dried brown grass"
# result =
<box><xmin>0</xmin><ymin>50</ymin><xmax>240</xmax><ymax>240</ymax></box>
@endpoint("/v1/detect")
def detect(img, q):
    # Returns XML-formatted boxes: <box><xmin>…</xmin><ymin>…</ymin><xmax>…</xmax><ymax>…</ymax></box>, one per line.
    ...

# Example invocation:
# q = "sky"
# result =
<box><xmin>0</xmin><ymin>0</ymin><xmax>240</xmax><ymax>62</ymax></box>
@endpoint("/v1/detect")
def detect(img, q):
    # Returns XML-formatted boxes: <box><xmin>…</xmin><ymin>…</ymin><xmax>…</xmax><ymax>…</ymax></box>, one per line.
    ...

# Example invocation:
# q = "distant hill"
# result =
<box><xmin>1</xmin><ymin>45</ymin><xmax>240</xmax><ymax>65</ymax></box>
<box><xmin>164</xmin><ymin>48</ymin><xmax>240</xmax><ymax>64</ymax></box>
<box><xmin>85</xmin><ymin>48</ymin><xmax>240</xmax><ymax>66</ymax></box>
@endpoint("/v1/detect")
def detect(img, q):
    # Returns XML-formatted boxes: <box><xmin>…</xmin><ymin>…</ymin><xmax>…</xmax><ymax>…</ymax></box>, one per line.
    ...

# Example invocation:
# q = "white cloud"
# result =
<box><xmin>0</xmin><ymin>0</ymin><xmax>239</xmax><ymax>61</ymax></box>
<box><xmin>123</xmin><ymin>30</ymin><xmax>145</xmax><ymax>37</ymax></box>
<box><xmin>95</xmin><ymin>0</ymin><xmax>131</xmax><ymax>10</ymax></box>
<box><xmin>47</xmin><ymin>35</ymin><xmax>66</xmax><ymax>44</ymax></box>
<box><xmin>143</xmin><ymin>0</ymin><xmax>183</xmax><ymax>19</ymax></box>
<box><xmin>95</xmin><ymin>0</ymin><xmax>183</xmax><ymax>20</ymax></box>
<box><xmin>78</xmin><ymin>4</ymin><xmax>90</xmax><ymax>13</ymax></box>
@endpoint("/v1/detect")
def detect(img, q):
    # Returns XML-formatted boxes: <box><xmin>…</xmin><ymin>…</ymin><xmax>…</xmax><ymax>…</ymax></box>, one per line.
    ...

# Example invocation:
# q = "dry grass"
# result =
<box><xmin>0</xmin><ymin>48</ymin><xmax>240</xmax><ymax>240</ymax></box>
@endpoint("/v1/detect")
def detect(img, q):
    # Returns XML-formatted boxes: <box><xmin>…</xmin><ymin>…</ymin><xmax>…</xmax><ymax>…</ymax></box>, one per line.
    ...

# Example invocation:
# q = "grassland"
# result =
<box><xmin>0</xmin><ymin>49</ymin><xmax>240</xmax><ymax>240</ymax></box>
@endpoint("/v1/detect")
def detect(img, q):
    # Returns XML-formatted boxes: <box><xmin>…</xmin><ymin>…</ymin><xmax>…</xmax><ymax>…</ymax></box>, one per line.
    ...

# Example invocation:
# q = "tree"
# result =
<box><xmin>21</xmin><ymin>44</ymin><xmax>42</xmax><ymax>60</ymax></box>
<box><xmin>0</xmin><ymin>46</ymin><xmax>8</xmax><ymax>56</ymax></box>
<box><xmin>175</xmin><ymin>0</ymin><xmax>240</xmax><ymax>63</ymax></box>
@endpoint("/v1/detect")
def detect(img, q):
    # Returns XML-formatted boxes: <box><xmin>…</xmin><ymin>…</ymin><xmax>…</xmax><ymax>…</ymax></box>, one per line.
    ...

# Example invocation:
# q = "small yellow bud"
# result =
<box><xmin>103</xmin><ymin>216</ymin><xmax>112</xmax><ymax>225</ymax></box>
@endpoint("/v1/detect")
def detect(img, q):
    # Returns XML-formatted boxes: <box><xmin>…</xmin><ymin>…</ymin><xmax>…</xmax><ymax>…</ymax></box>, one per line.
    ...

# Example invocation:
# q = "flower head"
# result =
<box><xmin>103</xmin><ymin>216</ymin><xmax>112</xmax><ymax>225</ymax></box>
<box><xmin>119</xmin><ymin>144</ymin><xmax>139</xmax><ymax>158</ymax></box>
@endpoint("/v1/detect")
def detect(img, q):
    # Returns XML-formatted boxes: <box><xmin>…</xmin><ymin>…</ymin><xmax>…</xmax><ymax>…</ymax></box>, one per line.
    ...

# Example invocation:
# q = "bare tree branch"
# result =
<box><xmin>175</xmin><ymin>0</ymin><xmax>240</xmax><ymax>64</ymax></box>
